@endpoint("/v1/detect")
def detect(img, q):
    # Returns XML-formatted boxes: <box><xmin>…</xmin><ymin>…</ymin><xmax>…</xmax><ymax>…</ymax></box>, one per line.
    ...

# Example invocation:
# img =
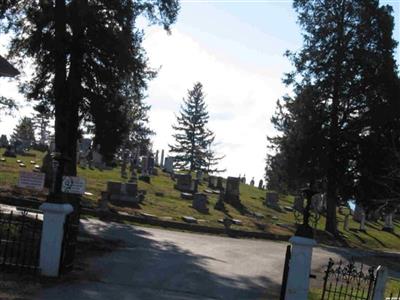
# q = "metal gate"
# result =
<box><xmin>321</xmin><ymin>258</ymin><xmax>376</xmax><ymax>300</ymax></box>
<box><xmin>59</xmin><ymin>211</ymin><xmax>79</xmax><ymax>274</ymax></box>
<box><xmin>280</xmin><ymin>245</ymin><xmax>291</xmax><ymax>300</ymax></box>
<box><xmin>0</xmin><ymin>209</ymin><xmax>42</xmax><ymax>273</ymax></box>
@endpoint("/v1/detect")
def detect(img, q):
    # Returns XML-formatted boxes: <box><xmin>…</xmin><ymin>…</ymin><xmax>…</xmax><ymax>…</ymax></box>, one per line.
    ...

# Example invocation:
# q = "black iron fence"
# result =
<box><xmin>59</xmin><ymin>211</ymin><xmax>79</xmax><ymax>274</ymax></box>
<box><xmin>386</xmin><ymin>278</ymin><xmax>400</xmax><ymax>300</ymax></box>
<box><xmin>321</xmin><ymin>258</ymin><xmax>376</xmax><ymax>300</ymax></box>
<box><xmin>280</xmin><ymin>245</ymin><xmax>291</xmax><ymax>300</ymax></box>
<box><xmin>0</xmin><ymin>209</ymin><xmax>42</xmax><ymax>273</ymax></box>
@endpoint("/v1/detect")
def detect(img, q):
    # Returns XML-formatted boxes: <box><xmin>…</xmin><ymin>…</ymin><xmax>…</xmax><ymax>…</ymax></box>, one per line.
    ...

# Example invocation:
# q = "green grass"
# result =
<box><xmin>1</xmin><ymin>148</ymin><xmax>400</xmax><ymax>252</ymax></box>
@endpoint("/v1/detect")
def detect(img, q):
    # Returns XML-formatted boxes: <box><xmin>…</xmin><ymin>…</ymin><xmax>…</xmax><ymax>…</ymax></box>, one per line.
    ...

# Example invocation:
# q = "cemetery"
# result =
<box><xmin>1</xmin><ymin>1</ymin><xmax>400</xmax><ymax>299</ymax></box>
<box><xmin>1</xmin><ymin>147</ymin><xmax>400</xmax><ymax>253</ymax></box>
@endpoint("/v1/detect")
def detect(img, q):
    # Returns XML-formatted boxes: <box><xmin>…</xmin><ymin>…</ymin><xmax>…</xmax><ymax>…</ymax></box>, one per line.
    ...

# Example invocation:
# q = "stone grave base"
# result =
<box><xmin>139</xmin><ymin>175</ymin><xmax>151</xmax><ymax>183</ymax></box>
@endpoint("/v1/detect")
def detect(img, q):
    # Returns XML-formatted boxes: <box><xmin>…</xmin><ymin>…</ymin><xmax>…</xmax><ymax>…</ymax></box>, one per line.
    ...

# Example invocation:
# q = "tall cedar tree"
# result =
<box><xmin>0</xmin><ymin>0</ymin><xmax>179</xmax><ymax>177</ymax></box>
<box><xmin>268</xmin><ymin>0</ymin><xmax>399</xmax><ymax>234</ymax></box>
<box><xmin>170</xmin><ymin>82</ymin><xmax>219</xmax><ymax>172</ymax></box>
<box><xmin>11</xmin><ymin>117</ymin><xmax>36</xmax><ymax>147</ymax></box>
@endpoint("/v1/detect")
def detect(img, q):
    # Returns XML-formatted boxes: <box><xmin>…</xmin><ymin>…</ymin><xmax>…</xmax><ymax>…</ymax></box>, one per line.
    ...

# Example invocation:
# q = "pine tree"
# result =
<box><xmin>0</xmin><ymin>0</ymin><xmax>179</xmax><ymax>176</ymax></box>
<box><xmin>32</xmin><ymin>104</ymin><xmax>53</xmax><ymax>147</ymax></box>
<box><xmin>11</xmin><ymin>117</ymin><xmax>36</xmax><ymax>148</ymax></box>
<box><xmin>268</xmin><ymin>0</ymin><xmax>400</xmax><ymax>234</ymax></box>
<box><xmin>169</xmin><ymin>82</ymin><xmax>221</xmax><ymax>172</ymax></box>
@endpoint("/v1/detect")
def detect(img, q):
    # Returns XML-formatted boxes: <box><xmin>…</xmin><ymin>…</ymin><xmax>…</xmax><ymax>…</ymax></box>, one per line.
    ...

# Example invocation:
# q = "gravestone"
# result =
<box><xmin>155</xmin><ymin>150</ymin><xmax>159</xmax><ymax>167</ymax></box>
<box><xmin>224</xmin><ymin>177</ymin><xmax>241</xmax><ymax>207</ymax></box>
<box><xmin>196</xmin><ymin>170</ymin><xmax>203</xmax><ymax>181</ymax></box>
<box><xmin>0</xmin><ymin>135</ymin><xmax>8</xmax><ymax>147</ymax></box>
<box><xmin>18</xmin><ymin>171</ymin><xmax>45</xmax><ymax>191</ymax></box>
<box><xmin>382</xmin><ymin>213</ymin><xmax>394</xmax><ymax>232</ymax></box>
<box><xmin>353</xmin><ymin>204</ymin><xmax>364</xmax><ymax>222</ymax></box>
<box><xmin>174</xmin><ymin>174</ymin><xmax>194</xmax><ymax>193</ymax></box>
<box><xmin>216</xmin><ymin>177</ymin><xmax>224</xmax><ymax>190</ymax></box>
<box><xmin>141</xmin><ymin>156</ymin><xmax>149</xmax><ymax>175</ymax></box>
<box><xmin>3</xmin><ymin>145</ymin><xmax>16</xmax><ymax>157</ymax></box>
<box><xmin>41</xmin><ymin>151</ymin><xmax>53</xmax><ymax>188</ymax></box>
<box><xmin>106</xmin><ymin>181</ymin><xmax>139</xmax><ymax>205</ymax></box>
<box><xmin>250</xmin><ymin>178</ymin><xmax>255</xmax><ymax>187</ymax></box>
<box><xmin>192</xmin><ymin>193</ymin><xmax>208</xmax><ymax>213</ymax></box>
<box><xmin>293</xmin><ymin>195</ymin><xmax>304</xmax><ymax>213</ymax></box>
<box><xmin>258</xmin><ymin>179</ymin><xmax>263</xmax><ymax>190</ymax></box>
<box><xmin>160</xmin><ymin>150</ymin><xmax>165</xmax><ymax>168</ymax></box>
<box><xmin>164</xmin><ymin>157</ymin><xmax>174</xmax><ymax>173</ymax></box>
<box><xmin>208</xmin><ymin>176</ymin><xmax>217</xmax><ymax>189</ymax></box>
<box><xmin>343</xmin><ymin>215</ymin><xmax>350</xmax><ymax>231</ymax></box>
<box><xmin>266</xmin><ymin>191</ymin><xmax>279</xmax><ymax>208</ymax></box>
<box><xmin>214</xmin><ymin>188</ymin><xmax>226</xmax><ymax>211</ymax></box>
<box><xmin>92</xmin><ymin>145</ymin><xmax>104</xmax><ymax>170</ymax></box>
<box><xmin>311</xmin><ymin>193</ymin><xmax>324</xmax><ymax>213</ymax></box>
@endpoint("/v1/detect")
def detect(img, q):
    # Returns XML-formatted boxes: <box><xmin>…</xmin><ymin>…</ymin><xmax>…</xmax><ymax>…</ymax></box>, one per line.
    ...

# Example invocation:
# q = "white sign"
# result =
<box><xmin>18</xmin><ymin>171</ymin><xmax>45</xmax><ymax>191</ymax></box>
<box><xmin>62</xmin><ymin>176</ymin><xmax>86</xmax><ymax>195</ymax></box>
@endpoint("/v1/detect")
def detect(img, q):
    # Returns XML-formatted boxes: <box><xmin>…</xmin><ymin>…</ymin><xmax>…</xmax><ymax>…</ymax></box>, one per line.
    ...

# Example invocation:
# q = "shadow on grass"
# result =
<box><xmin>36</xmin><ymin>218</ymin><xmax>282</xmax><ymax>300</ymax></box>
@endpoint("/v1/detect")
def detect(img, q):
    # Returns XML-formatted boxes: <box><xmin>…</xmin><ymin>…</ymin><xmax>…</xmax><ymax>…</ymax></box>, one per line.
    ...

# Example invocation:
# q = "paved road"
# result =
<box><xmin>33</xmin><ymin>218</ymin><xmax>392</xmax><ymax>300</ymax></box>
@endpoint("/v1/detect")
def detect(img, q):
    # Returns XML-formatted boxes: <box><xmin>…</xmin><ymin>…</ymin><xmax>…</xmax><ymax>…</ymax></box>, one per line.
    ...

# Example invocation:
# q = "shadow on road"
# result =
<box><xmin>39</xmin><ymin>218</ymin><xmax>282</xmax><ymax>300</ymax></box>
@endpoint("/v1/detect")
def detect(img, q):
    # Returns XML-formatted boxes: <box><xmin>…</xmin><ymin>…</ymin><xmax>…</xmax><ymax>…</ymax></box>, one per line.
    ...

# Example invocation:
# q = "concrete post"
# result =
<box><xmin>285</xmin><ymin>236</ymin><xmax>317</xmax><ymax>300</ymax></box>
<box><xmin>39</xmin><ymin>203</ymin><xmax>74</xmax><ymax>277</ymax></box>
<box><xmin>372</xmin><ymin>266</ymin><xmax>388</xmax><ymax>300</ymax></box>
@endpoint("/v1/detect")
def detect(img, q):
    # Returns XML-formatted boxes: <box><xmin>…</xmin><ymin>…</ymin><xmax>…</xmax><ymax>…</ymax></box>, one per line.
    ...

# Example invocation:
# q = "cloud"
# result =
<box><xmin>144</xmin><ymin>27</ymin><xmax>285</xmax><ymax>181</ymax></box>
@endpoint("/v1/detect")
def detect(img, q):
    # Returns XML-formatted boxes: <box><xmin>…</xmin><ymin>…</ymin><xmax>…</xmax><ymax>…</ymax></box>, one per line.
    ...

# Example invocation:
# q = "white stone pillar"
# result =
<box><xmin>285</xmin><ymin>236</ymin><xmax>317</xmax><ymax>300</ymax></box>
<box><xmin>39</xmin><ymin>203</ymin><xmax>74</xmax><ymax>277</ymax></box>
<box><xmin>383</xmin><ymin>213</ymin><xmax>394</xmax><ymax>232</ymax></box>
<box><xmin>372</xmin><ymin>266</ymin><xmax>388</xmax><ymax>300</ymax></box>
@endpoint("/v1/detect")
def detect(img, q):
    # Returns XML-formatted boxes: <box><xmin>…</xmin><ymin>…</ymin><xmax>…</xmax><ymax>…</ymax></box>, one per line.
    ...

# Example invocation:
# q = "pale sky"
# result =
<box><xmin>1</xmin><ymin>1</ymin><xmax>399</xmax><ymax>183</ymax></box>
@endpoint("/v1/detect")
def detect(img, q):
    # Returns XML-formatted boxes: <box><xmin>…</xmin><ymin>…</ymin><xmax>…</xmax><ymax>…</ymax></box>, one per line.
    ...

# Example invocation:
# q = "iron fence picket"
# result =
<box><xmin>0</xmin><ymin>209</ymin><xmax>42</xmax><ymax>273</ymax></box>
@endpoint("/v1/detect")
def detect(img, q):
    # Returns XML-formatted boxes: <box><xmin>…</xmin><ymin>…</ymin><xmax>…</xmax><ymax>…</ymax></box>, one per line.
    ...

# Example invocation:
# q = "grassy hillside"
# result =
<box><xmin>1</xmin><ymin>148</ymin><xmax>400</xmax><ymax>251</ymax></box>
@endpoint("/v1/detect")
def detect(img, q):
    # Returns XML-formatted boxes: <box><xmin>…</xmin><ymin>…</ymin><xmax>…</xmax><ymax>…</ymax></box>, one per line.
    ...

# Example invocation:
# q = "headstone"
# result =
<box><xmin>92</xmin><ymin>145</ymin><xmax>104</xmax><ymax>170</ymax></box>
<box><xmin>250</xmin><ymin>177</ymin><xmax>255</xmax><ymax>187</ymax></box>
<box><xmin>258</xmin><ymin>179</ymin><xmax>263</xmax><ymax>189</ymax></box>
<box><xmin>343</xmin><ymin>214</ymin><xmax>350</xmax><ymax>231</ymax></box>
<box><xmin>208</xmin><ymin>175</ymin><xmax>217</xmax><ymax>189</ymax></box>
<box><xmin>360</xmin><ymin>213</ymin><xmax>366</xmax><ymax>232</ymax></box>
<box><xmin>192</xmin><ymin>193</ymin><xmax>208</xmax><ymax>213</ymax></box>
<box><xmin>0</xmin><ymin>135</ymin><xmax>9</xmax><ymax>147</ymax></box>
<box><xmin>182</xmin><ymin>216</ymin><xmax>197</xmax><ymax>224</ymax></box>
<box><xmin>216</xmin><ymin>177</ymin><xmax>223</xmax><ymax>190</ymax></box>
<box><xmin>196</xmin><ymin>170</ymin><xmax>203</xmax><ymax>181</ymax></box>
<box><xmin>160</xmin><ymin>149</ymin><xmax>165</xmax><ymax>168</ymax></box>
<box><xmin>224</xmin><ymin>177</ymin><xmax>241</xmax><ymax>207</ymax></box>
<box><xmin>241</xmin><ymin>175</ymin><xmax>246</xmax><ymax>184</ymax></box>
<box><xmin>148</xmin><ymin>154</ymin><xmax>155</xmax><ymax>173</ymax></box>
<box><xmin>382</xmin><ymin>213</ymin><xmax>394</xmax><ymax>232</ymax></box>
<box><xmin>353</xmin><ymin>204</ymin><xmax>364</xmax><ymax>222</ymax></box>
<box><xmin>106</xmin><ymin>181</ymin><xmax>139</xmax><ymax>204</ymax></box>
<box><xmin>214</xmin><ymin>188</ymin><xmax>226</xmax><ymax>211</ymax></box>
<box><xmin>174</xmin><ymin>174</ymin><xmax>194</xmax><ymax>193</ymax></box>
<box><xmin>155</xmin><ymin>150</ymin><xmax>159</xmax><ymax>167</ymax></box>
<box><xmin>266</xmin><ymin>191</ymin><xmax>279</xmax><ymax>207</ymax></box>
<box><xmin>141</xmin><ymin>156</ymin><xmax>149</xmax><ymax>175</ymax></box>
<box><xmin>293</xmin><ymin>195</ymin><xmax>304</xmax><ymax>213</ymax></box>
<box><xmin>17</xmin><ymin>171</ymin><xmax>45</xmax><ymax>191</ymax></box>
<box><xmin>98</xmin><ymin>192</ymin><xmax>109</xmax><ymax>212</ymax></box>
<box><xmin>311</xmin><ymin>193</ymin><xmax>324</xmax><ymax>213</ymax></box>
<box><xmin>3</xmin><ymin>145</ymin><xmax>16</xmax><ymax>157</ymax></box>
<box><xmin>41</xmin><ymin>151</ymin><xmax>53</xmax><ymax>188</ymax></box>
<box><xmin>164</xmin><ymin>156</ymin><xmax>174</xmax><ymax>173</ymax></box>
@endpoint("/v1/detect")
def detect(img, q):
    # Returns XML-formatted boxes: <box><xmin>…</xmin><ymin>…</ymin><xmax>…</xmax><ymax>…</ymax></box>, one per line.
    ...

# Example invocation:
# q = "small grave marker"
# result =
<box><xmin>18</xmin><ymin>171</ymin><xmax>45</xmax><ymax>191</ymax></box>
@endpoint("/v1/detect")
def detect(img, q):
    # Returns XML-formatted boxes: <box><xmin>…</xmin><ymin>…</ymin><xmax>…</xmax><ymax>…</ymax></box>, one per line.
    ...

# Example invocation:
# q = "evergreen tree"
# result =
<box><xmin>268</xmin><ymin>0</ymin><xmax>399</xmax><ymax>234</ymax></box>
<box><xmin>0</xmin><ymin>0</ymin><xmax>179</xmax><ymax>177</ymax></box>
<box><xmin>11</xmin><ymin>117</ymin><xmax>36</xmax><ymax>147</ymax></box>
<box><xmin>169</xmin><ymin>82</ymin><xmax>221</xmax><ymax>172</ymax></box>
<box><xmin>32</xmin><ymin>104</ymin><xmax>53</xmax><ymax>147</ymax></box>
